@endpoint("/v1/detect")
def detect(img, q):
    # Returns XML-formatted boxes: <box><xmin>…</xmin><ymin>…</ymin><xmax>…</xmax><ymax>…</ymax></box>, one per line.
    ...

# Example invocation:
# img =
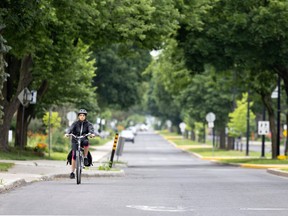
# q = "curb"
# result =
<box><xmin>267</xmin><ymin>168</ymin><xmax>288</xmax><ymax>178</ymax></box>
<box><xmin>0</xmin><ymin>170</ymin><xmax>125</xmax><ymax>194</ymax></box>
<box><xmin>0</xmin><ymin>179</ymin><xmax>27</xmax><ymax>194</ymax></box>
<box><xmin>162</xmin><ymin>135</ymin><xmax>288</xmax><ymax>179</ymax></box>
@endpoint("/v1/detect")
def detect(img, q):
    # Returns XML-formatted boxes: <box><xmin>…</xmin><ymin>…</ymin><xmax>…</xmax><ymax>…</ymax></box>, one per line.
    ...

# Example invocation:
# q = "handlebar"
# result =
<box><xmin>66</xmin><ymin>133</ymin><xmax>93</xmax><ymax>139</ymax></box>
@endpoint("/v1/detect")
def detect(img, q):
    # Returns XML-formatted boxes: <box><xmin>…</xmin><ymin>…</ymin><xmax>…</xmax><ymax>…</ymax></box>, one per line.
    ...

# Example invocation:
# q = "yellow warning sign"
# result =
<box><xmin>283</xmin><ymin>130</ymin><xmax>287</xmax><ymax>138</ymax></box>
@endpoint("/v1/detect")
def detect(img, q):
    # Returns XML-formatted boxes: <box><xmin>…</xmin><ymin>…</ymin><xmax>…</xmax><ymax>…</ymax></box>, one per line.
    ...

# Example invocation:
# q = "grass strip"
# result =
<box><xmin>219</xmin><ymin>158</ymin><xmax>288</xmax><ymax>164</ymax></box>
<box><xmin>0</xmin><ymin>162</ymin><xmax>14</xmax><ymax>172</ymax></box>
<box><xmin>0</xmin><ymin>148</ymin><xmax>67</xmax><ymax>161</ymax></box>
<box><xmin>187</xmin><ymin>147</ymin><xmax>263</xmax><ymax>157</ymax></box>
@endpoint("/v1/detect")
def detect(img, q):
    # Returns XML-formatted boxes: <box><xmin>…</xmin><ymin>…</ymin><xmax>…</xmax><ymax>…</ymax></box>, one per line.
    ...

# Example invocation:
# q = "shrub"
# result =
<box><xmin>34</xmin><ymin>143</ymin><xmax>48</xmax><ymax>153</ymax></box>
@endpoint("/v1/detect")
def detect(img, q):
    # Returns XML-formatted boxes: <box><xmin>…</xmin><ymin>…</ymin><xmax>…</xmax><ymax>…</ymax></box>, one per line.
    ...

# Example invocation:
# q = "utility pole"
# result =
<box><xmin>246</xmin><ymin>90</ymin><xmax>250</xmax><ymax>156</ymax></box>
<box><xmin>276</xmin><ymin>75</ymin><xmax>281</xmax><ymax>156</ymax></box>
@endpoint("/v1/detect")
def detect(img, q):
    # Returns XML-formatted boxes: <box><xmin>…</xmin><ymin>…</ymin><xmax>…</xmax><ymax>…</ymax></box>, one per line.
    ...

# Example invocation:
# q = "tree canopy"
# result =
<box><xmin>0</xmin><ymin>0</ymin><xmax>181</xmax><ymax>149</ymax></box>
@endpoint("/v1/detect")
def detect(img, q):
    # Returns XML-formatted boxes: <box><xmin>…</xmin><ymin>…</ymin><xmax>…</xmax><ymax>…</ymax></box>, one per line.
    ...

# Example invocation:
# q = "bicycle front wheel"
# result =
<box><xmin>76</xmin><ymin>152</ymin><xmax>82</xmax><ymax>184</ymax></box>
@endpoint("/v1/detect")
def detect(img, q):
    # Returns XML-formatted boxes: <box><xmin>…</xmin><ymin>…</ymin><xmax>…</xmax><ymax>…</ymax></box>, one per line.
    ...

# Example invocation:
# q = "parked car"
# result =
<box><xmin>127</xmin><ymin>126</ymin><xmax>137</xmax><ymax>136</ymax></box>
<box><xmin>120</xmin><ymin>130</ymin><xmax>135</xmax><ymax>143</ymax></box>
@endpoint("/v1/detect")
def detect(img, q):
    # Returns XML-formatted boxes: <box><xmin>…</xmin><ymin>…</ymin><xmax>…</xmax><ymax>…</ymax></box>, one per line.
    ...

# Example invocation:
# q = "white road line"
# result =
<box><xmin>240</xmin><ymin>208</ymin><xmax>288</xmax><ymax>211</ymax></box>
<box><xmin>126</xmin><ymin>205</ymin><xmax>194</xmax><ymax>212</ymax></box>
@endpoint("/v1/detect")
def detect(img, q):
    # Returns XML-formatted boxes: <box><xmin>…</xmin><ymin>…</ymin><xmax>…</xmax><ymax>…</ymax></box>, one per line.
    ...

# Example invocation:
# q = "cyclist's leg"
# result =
<box><xmin>81</xmin><ymin>139</ymin><xmax>89</xmax><ymax>157</ymax></box>
<box><xmin>71</xmin><ymin>141</ymin><xmax>77</xmax><ymax>173</ymax></box>
<box><xmin>81</xmin><ymin>139</ymin><xmax>90</xmax><ymax>166</ymax></box>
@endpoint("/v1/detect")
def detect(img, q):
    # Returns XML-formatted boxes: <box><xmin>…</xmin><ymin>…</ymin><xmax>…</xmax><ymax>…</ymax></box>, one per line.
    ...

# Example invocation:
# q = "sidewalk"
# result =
<box><xmin>0</xmin><ymin>141</ymin><xmax>125</xmax><ymax>193</ymax></box>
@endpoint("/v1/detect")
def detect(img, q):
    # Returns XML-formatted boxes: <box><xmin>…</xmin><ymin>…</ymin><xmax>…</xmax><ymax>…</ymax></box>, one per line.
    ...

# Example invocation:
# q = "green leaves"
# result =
<box><xmin>0</xmin><ymin>26</ymin><xmax>10</xmax><ymax>125</ymax></box>
<box><xmin>228</xmin><ymin>93</ymin><xmax>256</xmax><ymax>137</ymax></box>
<box><xmin>42</xmin><ymin>112</ymin><xmax>61</xmax><ymax>129</ymax></box>
<box><xmin>93</xmin><ymin>44</ymin><xmax>151</xmax><ymax>110</ymax></box>
<box><xmin>33</xmin><ymin>39</ymin><xmax>98</xmax><ymax>112</ymax></box>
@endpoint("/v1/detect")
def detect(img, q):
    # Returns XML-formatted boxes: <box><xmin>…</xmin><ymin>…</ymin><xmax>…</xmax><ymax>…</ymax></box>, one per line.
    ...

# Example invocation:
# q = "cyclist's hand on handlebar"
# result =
<box><xmin>90</xmin><ymin>134</ymin><xmax>96</xmax><ymax>138</ymax></box>
<box><xmin>64</xmin><ymin>134</ymin><xmax>70</xmax><ymax>138</ymax></box>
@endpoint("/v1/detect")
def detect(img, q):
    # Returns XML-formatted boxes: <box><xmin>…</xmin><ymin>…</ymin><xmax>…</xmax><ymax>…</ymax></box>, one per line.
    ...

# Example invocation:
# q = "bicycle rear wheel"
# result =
<box><xmin>76</xmin><ymin>152</ymin><xmax>82</xmax><ymax>184</ymax></box>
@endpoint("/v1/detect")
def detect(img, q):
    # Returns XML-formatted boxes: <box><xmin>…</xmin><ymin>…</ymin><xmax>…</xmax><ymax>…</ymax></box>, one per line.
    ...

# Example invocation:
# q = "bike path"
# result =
<box><xmin>0</xmin><ymin>140</ymin><xmax>124</xmax><ymax>193</ymax></box>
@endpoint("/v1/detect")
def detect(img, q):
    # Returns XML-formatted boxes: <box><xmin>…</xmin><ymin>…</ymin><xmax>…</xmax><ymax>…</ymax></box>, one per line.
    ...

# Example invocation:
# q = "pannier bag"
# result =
<box><xmin>66</xmin><ymin>150</ymin><xmax>93</xmax><ymax>166</ymax></box>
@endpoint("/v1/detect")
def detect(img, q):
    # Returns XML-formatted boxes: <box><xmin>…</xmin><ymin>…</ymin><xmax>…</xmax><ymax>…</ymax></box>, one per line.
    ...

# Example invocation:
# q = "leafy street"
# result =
<box><xmin>1</xmin><ymin>1</ymin><xmax>288</xmax><ymax>215</ymax></box>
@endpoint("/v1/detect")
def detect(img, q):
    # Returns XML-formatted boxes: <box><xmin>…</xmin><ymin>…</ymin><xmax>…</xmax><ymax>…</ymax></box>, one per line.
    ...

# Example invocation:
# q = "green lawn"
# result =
<box><xmin>0</xmin><ymin>162</ymin><xmax>14</xmax><ymax>171</ymax></box>
<box><xmin>172</xmin><ymin>139</ymin><xmax>201</xmax><ymax>146</ymax></box>
<box><xmin>0</xmin><ymin>148</ymin><xmax>67</xmax><ymax>161</ymax></box>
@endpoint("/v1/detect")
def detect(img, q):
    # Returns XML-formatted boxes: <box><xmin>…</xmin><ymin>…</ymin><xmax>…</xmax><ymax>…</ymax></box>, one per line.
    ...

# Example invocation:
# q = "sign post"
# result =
<box><xmin>258</xmin><ymin>120</ymin><xmax>270</xmax><ymax>158</ymax></box>
<box><xmin>17</xmin><ymin>88</ymin><xmax>37</xmax><ymax>149</ymax></box>
<box><xmin>206</xmin><ymin>112</ymin><xmax>216</xmax><ymax>155</ymax></box>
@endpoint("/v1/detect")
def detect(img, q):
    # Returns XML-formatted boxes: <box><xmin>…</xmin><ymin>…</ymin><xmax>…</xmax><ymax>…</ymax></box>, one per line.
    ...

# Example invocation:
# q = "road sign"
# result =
<box><xmin>258</xmin><ymin>121</ymin><xmax>270</xmax><ymax>135</ymax></box>
<box><xmin>166</xmin><ymin>120</ymin><xmax>172</xmax><ymax>128</ymax></box>
<box><xmin>18</xmin><ymin>88</ymin><xmax>30</xmax><ymax>106</ymax></box>
<box><xmin>271</xmin><ymin>87</ymin><xmax>278</xmax><ymax>98</ymax></box>
<box><xmin>67</xmin><ymin>111</ymin><xmax>77</xmax><ymax>121</ymax></box>
<box><xmin>206</xmin><ymin>112</ymin><xmax>216</xmax><ymax>122</ymax></box>
<box><xmin>67</xmin><ymin>111</ymin><xmax>77</xmax><ymax>126</ymax></box>
<box><xmin>18</xmin><ymin>88</ymin><xmax>37</xmax><ymax>106</ymax></box>
<box><xmin>30</xmin><ymin>90</ymin><xmax>37</xmax><ymax>104</ymax></box>
<box><xmin>179</xmin><ymin>122</ymin><xmax>186</xmax><ymax>133</ymax></box>
<box><xmin>208</xmin><ymin>122</ymin><xmax>214</xmax><ymax>128</ymax></box>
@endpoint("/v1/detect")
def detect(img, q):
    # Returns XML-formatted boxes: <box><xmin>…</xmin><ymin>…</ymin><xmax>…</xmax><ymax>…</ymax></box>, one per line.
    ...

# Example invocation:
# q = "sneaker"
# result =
<box><xmin>70</xmin><ymin>172</ymin><xmax>75</xmax><ymax>179</ymax></box>
<box><xmin>84</xmin><ymin>157</ymin><xmax>89</xmax><ymax>166</ymax></box>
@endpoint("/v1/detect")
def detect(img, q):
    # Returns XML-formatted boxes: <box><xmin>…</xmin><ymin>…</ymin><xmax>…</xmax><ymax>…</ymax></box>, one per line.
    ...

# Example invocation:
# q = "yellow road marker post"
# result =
<box><xmin>109</xmin><ymin>133</ymin><xmax>119</xmax><ymax>168</ymax></box>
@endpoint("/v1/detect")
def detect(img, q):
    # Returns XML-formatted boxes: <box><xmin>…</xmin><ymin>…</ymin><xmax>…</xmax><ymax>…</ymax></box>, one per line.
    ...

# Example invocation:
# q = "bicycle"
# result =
<box><xmin>67</xmin><ymin>133</ymin><xmax>92</xmax><ymax>184</ymax></box>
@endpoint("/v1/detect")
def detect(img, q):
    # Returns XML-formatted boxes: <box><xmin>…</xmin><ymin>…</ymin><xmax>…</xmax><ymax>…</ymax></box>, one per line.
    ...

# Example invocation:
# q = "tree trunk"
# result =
<box><xmin>227</xmin><ymin>137</ymin><xmax>234</xmax><ymax>150</ymax></box>
<box><xmin>219</xmin><ymin>126</ymin><xmax>226</xmax><ymax>149</ymax></box>
<box><xmin>285</xmin><ymin>112</ymin><xmax>288</xmax><ymax>156</ymax></box>
<box><xmin>0</xmin><ymin>100</ymin><xmax>17</xmax><ymax>150</ymax></box>
<box><xmin>190</xmin><ymin>130</ymin><xmax>195</xmax><ymax>141</ymax></box>
<box><xmin>15</xmin><ymin>80</ymin><xmax>48</xmax><ymax>148</ymax></box>
<box><xmin>15</xmin><ymin>105</ymin><xmax>29</xmax><ymax>148</ymax></box>
<box><xmin>276</xmin><ymin>68</ymin><xmax>288</xmax><ymax>156</ymax></box>
<box><xmin>0</xmin><ymin>54</ymin><xmax>33</xmax><ymax>150</ymax></box>
<box><xmin>261</xmin><ymin>93</ymin><xmax>277</xmax><ymax>159</ymax></box>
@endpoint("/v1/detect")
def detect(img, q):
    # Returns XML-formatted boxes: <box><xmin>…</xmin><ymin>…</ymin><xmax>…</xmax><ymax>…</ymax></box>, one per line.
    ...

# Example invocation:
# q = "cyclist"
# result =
<box><xmin>65</xmin><ymin>109</ymin><xmax>96</xmax><ymax>179</ymax></box>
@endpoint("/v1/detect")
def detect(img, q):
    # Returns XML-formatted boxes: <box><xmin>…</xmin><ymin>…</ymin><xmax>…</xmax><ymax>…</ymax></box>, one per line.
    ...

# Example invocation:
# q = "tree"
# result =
<box><xmin>92</xmin><ymin>44</ymin><xmax>151</xmax><ymax>110</ymax></box>
<box><xmin>0</xmin><ymin>0</ymin><xmax>180</xmax><ymax>150</ymax></box>
<box><xmin>228</xmin><ymin>93</ymin><xmax>256</xmax><ymax>138</ymax></box>
<box><xmin>143</xmin><ymin>53</ymin><xmax>183</xmax><ymax>131</ymax></box>
<box><xmin>42</xmin><ymin>112</ymin><xmax>61</xmax><ymax>130</ymax></box>
<box><xmin>144</xmin><ymin>37</ymin><xmax>235</xmax><ymax>146</ymax></box>
<box><xmin>174</xmin><ymin>0</ymin><xmax>288</xmax><ymax>157</ymax></box>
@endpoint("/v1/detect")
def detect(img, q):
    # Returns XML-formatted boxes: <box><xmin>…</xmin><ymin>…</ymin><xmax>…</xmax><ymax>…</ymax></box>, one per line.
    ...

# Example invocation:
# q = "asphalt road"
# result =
<box><xmin>0</xmin><ymin>131</ymin><xmax>288</xmax><ymax>216</ymax></box>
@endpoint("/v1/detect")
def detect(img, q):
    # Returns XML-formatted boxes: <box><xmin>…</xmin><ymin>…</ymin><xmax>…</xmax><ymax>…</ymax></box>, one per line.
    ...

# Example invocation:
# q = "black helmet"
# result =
<box><xmin>78</xmin><ymin>109</ymin><xmax>88</xmax><ymax>116</ymax></box>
